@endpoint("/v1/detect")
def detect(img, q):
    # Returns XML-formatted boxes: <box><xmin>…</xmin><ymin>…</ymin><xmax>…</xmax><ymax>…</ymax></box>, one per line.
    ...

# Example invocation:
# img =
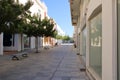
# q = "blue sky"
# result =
<box><xmin>42</xmin><ymin>0</ymin><xmax>74</xmax><ymax>37</ymax></box>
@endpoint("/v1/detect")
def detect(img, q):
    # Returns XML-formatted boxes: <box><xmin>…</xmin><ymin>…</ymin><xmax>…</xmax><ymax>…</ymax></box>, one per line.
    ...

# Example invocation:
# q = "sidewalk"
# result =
<box><xmin>0</xmin><ymin>45</ymin><xmax>89</xmax><ymax>80</ymax></box>
<box><xmin>0</xmin><ymin>47</ymin><xmax>43</xmax><ymax>61</ymax></box>
<box><xmin>0</xmin><ymin>49</ymin><xmax>31</xmax><ymax>61</ymax></box>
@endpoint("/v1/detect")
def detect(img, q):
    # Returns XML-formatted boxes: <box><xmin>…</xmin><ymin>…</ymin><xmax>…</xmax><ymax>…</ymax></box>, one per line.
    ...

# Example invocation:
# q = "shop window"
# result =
<box><xmin>89</xmin><ymin>13</ymin><xmax>102</xmax><ymax>77</ymax></box>
<box><xmin>3</xmin><ymin>34</ymin><xmax>14</xmax><ymax>46</ymax></box>
<box><xmin>24</xmin><ymin>35</ymin><xmax>30</xmax><ymax>48</ymax></box>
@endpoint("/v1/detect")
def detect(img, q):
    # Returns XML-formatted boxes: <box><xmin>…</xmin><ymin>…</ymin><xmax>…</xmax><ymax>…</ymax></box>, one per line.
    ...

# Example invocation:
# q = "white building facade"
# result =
<box><xmin>56</xmin><ymin>24</ymin><xmax>66</xmax><ymax>36</ymax></box>
<box><xmin>56</xmin><ymin>24</ymin><xmax>66</xmax><ymax>44</ymax></box>
<box><xmin>69</xmin><ymin>0</ymin><xmax>118</xmax><ymax>80</ymax></box>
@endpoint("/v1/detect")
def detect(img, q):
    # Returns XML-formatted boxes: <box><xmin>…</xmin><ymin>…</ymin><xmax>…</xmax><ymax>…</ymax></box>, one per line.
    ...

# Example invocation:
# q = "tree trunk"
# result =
<box><xmin>35</xmin><ymin>36</ymin><xmax>39</xmax><ymax>53</ymax></box>
<box><xmin>21</xmin><ymin>34</ymin><xmax>23</xmax><ymax>52</ymax></box>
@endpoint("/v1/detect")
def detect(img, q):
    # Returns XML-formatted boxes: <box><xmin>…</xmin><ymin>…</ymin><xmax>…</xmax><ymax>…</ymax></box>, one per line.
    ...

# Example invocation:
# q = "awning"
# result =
<box><xmin>69</xmin><ymin>0</ymin><xmax>80</xmax><ymax>26</ymax></box>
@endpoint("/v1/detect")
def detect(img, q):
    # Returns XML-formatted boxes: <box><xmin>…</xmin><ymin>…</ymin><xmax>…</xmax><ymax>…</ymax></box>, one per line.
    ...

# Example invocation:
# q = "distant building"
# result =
<box><xmin>56</xmin><ymin>24</ymin><xmax>66</xmax><ymax>36</ymax></box>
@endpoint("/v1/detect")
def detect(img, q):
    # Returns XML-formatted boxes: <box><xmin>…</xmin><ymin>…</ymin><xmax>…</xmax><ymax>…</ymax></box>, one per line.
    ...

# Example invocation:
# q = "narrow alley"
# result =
<box><xmin>0</xmin><ymin>45</ymin><xmax>89</xmax><ymax>80</ymax></box>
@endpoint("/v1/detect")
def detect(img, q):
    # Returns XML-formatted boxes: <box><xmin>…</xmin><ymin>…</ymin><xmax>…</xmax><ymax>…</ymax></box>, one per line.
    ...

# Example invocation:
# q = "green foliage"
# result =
<box><xmin>62</xmin><ymin>35</ymin><xmax>70</xmax><ymax>41</ymax></box>
<box><xmin>22</xmin><ymin>15</ymin><xmax>42</xmax><ymax>37</ymax></box>
<box><xmin>55</xmin><ymin>33</ymin><xmax>71</xmax><ymax>41</ymax></box>
<box><xmin>55</xmin><ymin>34</ymin><xmax>63</xmax><ymax>39</ymax></box>
<box><xmin>0</xmin><ymin>0</ymin><xmax>56</xmax><ymax>39</ymax></box>
<box><xmin>0</xmin><ymin>0</ymin><xmax>33</xmax><ymax>34</ymax></box>
<box><xmin>42</xmin><ymin>17</ymin><xmax>56</xmax><ymax>37</ymax></box>
<box><xmin>23</xmin><ymin>16</ymin><xmax>56</xmax><ymax>38</ymax></box>
<box><xmin>52</xmin><ymin>30</ymin><xmax>58</xmax><ymax>38</ymax></box>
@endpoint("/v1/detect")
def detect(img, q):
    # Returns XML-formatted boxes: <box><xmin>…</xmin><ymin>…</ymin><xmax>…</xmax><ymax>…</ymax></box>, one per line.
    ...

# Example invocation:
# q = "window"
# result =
<box><xmin>3</xmin><ymin>34</ymin><xmax>14</xmax><ymax>46</ymax></box>
<box><xmin>89</xmin><ymin>13</ymin><xmax>102</xmax><ymax>77</ymax></box>
<box><xmin>24</xmin><ymin>35</ymin><xmax>30</xmax><ymax>48</ymax></box>
<box><xmin>82</xmin><ymin>27</ymin><xmax>87</xmax><ymax>62</ymax></box>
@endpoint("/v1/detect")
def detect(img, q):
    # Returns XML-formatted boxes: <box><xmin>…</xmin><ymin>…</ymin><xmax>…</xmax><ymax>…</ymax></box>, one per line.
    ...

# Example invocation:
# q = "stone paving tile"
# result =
<box><xmin>52</xmin><ymin>77</ymin><xmax>61</xmax><ymax>80</ymax></box>
<box><xmin>61</xmin><ymin>77</ymin><xmax>71</xmax><ymax>80</ymax></box>
<box><xmin>33</xmin><ymin>77</ymin><xmax>50</xmax><ymax>80</ymax></box>
<box><xmin>71</xmin><ymin>78</ymin><xmax>86</xmax><ymax>80</ymax></box>
<box><xmin>57</xmin><ymin>68</ymin><xmax>80</xmax><ymax>72</ymax></box>
<box><xmin>0</xmin><ymin>45</ymin><xmax>89</xmax><ymax>80</ymax></box>
<box><xmin>54</xmin><ymin>71</ymin><xmax>72</xmax><ymax>77</ymax></box>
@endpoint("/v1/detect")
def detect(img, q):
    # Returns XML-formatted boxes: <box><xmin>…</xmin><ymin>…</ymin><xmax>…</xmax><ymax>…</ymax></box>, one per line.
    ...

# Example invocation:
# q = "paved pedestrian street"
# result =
<box><xmin>0</xmin><ymin>45</ymin><xmax>89</xmax><ymax>80</ymax></box>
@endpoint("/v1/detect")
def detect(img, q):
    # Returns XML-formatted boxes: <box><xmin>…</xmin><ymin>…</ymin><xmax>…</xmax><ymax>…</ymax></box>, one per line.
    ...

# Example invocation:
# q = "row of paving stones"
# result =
<box><xmin>0</xmin><ymin>45</ymin><xmax>89</xmax><ymax>80</ymax></box>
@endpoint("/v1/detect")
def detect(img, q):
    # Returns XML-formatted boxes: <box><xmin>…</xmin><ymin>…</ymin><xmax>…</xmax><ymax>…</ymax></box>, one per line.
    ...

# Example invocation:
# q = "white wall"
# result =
<box><xmin>19</xmin><ymin>0</ymin><xmax>47</xmax><ymax>18</ymax></box>
<box><xmin>102</xmin><ymin>0</ymin><xmax>117</xmax><ymax>80</ymax></box>
<box><xmin>87</xmin><ymin>0</ymin><xmax>101</xmax><ymax>20</ymax></box>
<box><xmin>15</xmin><ymin>34</ymin><xmax>22</xmax><ymax>51</ymax></box>
<box><xmin>0</xmin><ymin>33</ymin><xmax>3</xmax><ymax>55</ymax></box>
<box><xmin>30</xmin><ymin>37</ymin><xmax>35</xmax><ymax>49</ymax></box>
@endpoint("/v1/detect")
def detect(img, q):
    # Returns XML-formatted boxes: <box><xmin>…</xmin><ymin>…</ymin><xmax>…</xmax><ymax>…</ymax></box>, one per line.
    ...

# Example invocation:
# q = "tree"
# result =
<box><xmin>42</xmin><ymin>18</ymin><xmax>56</xmax><ymax>37</ymax></box>
<box><xmin>23</xmin><ymin>15</ymin><xmax>45</xmax><ymax>53</ymax></box>
<box><xmin>62</xmin><ymin>35</ymin><xmax>70</xmax><ymax>41</ymax></box>
<box><xmin>55</xmin><ymin>34</ymin><xmax>62</xmax><ymax>39</ymax></box>
<box><xmin>0</xmin><ymin>0</ymin><xmax>33</xmax><ymax>52</ymax></box>
<box><xmin>0</xmin><ymin>0</ymin><xmax>33</xmax><ymax>34</ymax></box>
<box><xmin>20</xmin><ymin>15</ymin><xmax>56</xmax><ymax>53</ymax></box>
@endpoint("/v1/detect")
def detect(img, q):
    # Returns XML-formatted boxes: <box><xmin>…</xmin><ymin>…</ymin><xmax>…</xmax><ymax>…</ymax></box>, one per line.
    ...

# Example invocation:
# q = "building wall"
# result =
<box><xmin>70</xmin><ymin>0</ymin><xmax>117</xmax><ymax>80</ymax></box>
<box><xmin>117</xmin><ymin>0</ymin><xmax>120</xmax><ymax>79</ymax></box>
<box><xmin>19</xmin><ymin>0</ymin><xmax>47</xmax><ymax>18</ymax></box>
<box><xmin>0</xmin><ymin>33</ymin><xmax>3</xmax><ymax>55</ymax></box>
<box><xmin>30</xmin><ymin>0</ymin><xmax>47</xmax><ymax>19</ymax></box>
<box><xmin>30</xmin><ymin>37</ymin><xmax>35</xmax><ymax>49</ymax></box>
<box><xmin>102</xmin><ymin>0</ymin><xmax>117</xmax><ymax>80</ymax></box>
<box><xmin>87</xmin><ymin>0</ymin><xmax>101</xmax><ymax>20</ymax></box>
<box><xmin>56</xmin><ymin>24</ymin><xmax>65</xmax><ymax>36</ymax></box>
<box><xmin>43</xmin><ymin>37</ymin><xmax>55</xmax><ymax>47</ymax></box>
<box><xmin>87</xmin><ymin>0</ymin><xmax>117</xmax><ymax>80</ymax></box>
